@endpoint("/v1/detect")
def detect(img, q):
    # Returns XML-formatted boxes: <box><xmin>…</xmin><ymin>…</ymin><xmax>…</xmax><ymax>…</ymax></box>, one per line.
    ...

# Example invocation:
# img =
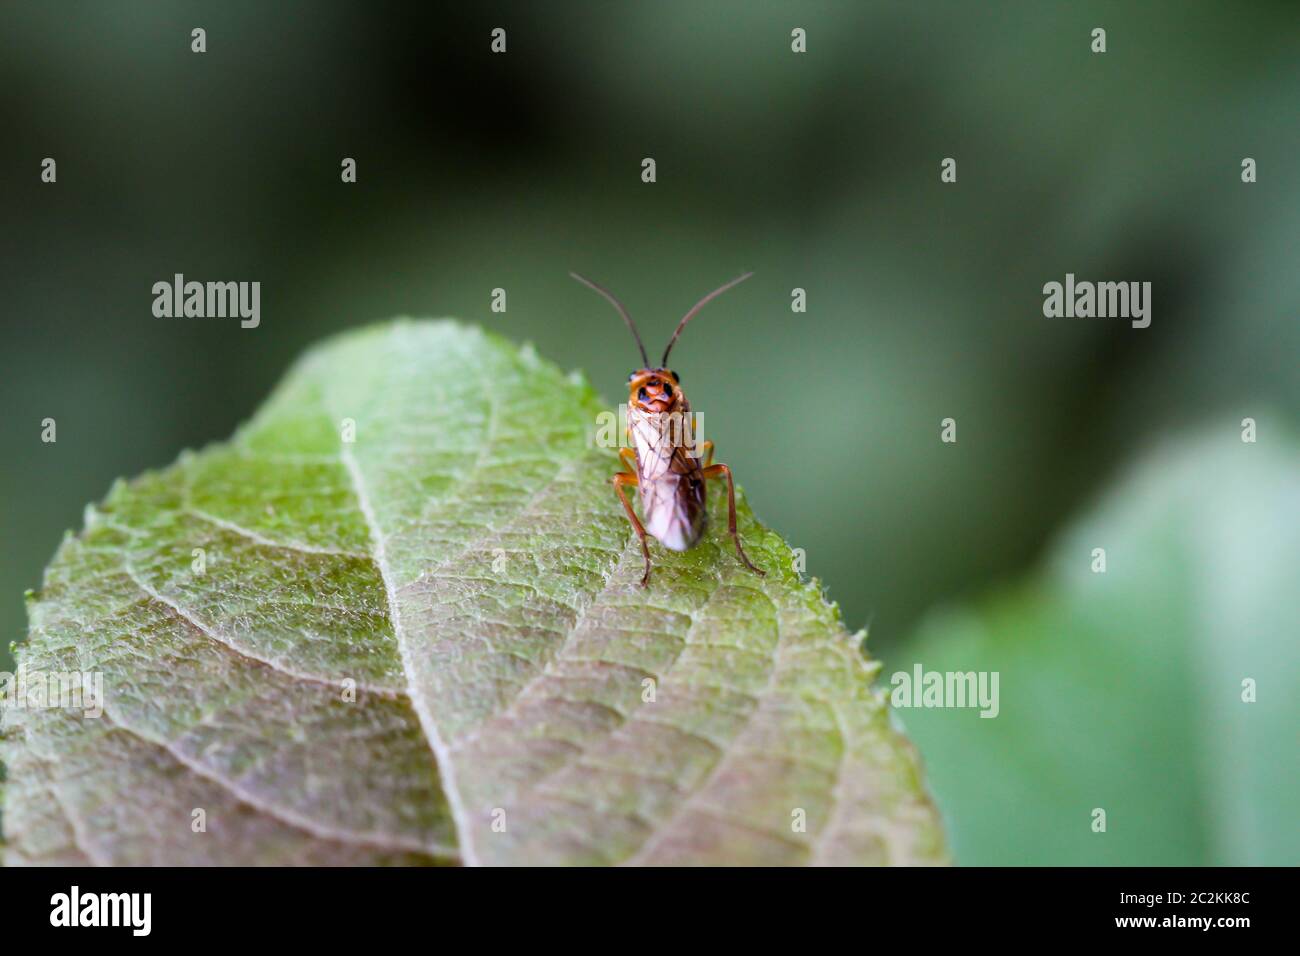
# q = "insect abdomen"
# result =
<box><xmin>628</xmin><ymin>405</ymin><xmax>706</xmax><ymax>551</ymax></box>
<box><xmin>641</xmin><ymin>473</ymin><xmax>706</xmax><ymax>551</ymax></box>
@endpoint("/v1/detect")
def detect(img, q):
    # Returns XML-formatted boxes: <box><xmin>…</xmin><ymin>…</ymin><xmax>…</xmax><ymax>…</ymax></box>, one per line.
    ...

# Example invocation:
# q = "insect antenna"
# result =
<box><xmin>570</xmin><ymin>272</ymin><xmax>649</xmax><ymax>367</ymax></box>
<box><xmin>661</xmin><ymin>272</ymin><xmax>754</xmax><ymax>366</ymax></box>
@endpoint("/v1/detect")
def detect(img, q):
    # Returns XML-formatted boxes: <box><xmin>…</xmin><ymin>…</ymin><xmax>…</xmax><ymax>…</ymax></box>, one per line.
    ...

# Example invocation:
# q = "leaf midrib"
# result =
<box><xmin>339</xmin><ymin>438</ymin><xmax>482</xmax><ymax>866</ymax></box>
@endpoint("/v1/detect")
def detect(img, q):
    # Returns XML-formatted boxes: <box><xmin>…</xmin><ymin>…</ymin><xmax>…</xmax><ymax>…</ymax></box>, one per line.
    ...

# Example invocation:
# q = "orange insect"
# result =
<box><xmin>571</xmin><ymin>271</ymin><xmax>766</xmax><ymax>587</ymax></box>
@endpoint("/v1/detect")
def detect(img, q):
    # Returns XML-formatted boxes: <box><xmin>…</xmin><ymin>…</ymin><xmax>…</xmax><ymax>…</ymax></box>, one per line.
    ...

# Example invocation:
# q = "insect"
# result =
<box><xmin>571</xmin><ymin>271</ymin><xmax>766</xmax><ymax>587</ymax></box>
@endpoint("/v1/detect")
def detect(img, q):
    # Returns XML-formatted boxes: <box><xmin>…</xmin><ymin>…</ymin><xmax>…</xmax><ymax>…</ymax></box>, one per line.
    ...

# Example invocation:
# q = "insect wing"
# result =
<box><xmin>629</xmin><ymin>406</ymin><xmax>706</xmax><ymax>551</ymax></box>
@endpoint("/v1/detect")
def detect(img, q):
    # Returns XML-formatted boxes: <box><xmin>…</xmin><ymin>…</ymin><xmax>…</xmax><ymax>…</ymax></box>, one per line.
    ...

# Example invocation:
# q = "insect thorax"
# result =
<box><xmin>627</xmin><ymin>404</ymin><xmax>700</xmax><ymax>474</ymax></box>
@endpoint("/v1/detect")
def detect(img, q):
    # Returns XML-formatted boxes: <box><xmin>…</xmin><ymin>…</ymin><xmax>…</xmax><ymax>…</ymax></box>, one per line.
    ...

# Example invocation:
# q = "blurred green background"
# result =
<box><xmin>2</xmin><ymin>1</ymin><xmax>1296</xmax><ymax>864</ymax></box>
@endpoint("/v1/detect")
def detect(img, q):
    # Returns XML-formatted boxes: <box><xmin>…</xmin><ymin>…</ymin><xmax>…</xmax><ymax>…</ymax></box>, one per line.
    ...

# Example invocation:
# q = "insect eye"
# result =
<box><xmin>637</xmin><ymin>386</ymin><xmax>648</xmax><ymax>401</ymax></box>
<box><xmin>662</xmin><ymin>382</ymin><xmax>673</xmax><ymax>397</ymax></box>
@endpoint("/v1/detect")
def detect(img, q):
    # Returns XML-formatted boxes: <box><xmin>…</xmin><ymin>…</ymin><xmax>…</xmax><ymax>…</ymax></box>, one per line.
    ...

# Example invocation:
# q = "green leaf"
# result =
<box><xmin>1</xmin><ymin>321</ymin><xmax>945</xmax><ymax>866</ymax></box>
<box><xmin>898</xmin><ymin>431</ymin><xmax>1299</xmax><ymax>865</ymax></box>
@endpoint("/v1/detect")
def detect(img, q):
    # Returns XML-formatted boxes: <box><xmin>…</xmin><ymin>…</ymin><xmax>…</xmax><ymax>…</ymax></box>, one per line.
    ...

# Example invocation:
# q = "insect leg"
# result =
<box><xmin>619</xmin><ymin>447</ymin><xmax>638</xmax><ymax>474</ymax></box>
<box><xmin>611</xmin><ymin>471</ymin><xmax>653</xmax><ymax>586</ymax></box>
<box><xmin>702</xmin><ymin>463</ymin><xmax>764</xmax><ymax>576</ymax></box>
<box><xmin>698</xmin><ymin>440</ymin><xmax>714</xmax><ymax>468</ymax></box>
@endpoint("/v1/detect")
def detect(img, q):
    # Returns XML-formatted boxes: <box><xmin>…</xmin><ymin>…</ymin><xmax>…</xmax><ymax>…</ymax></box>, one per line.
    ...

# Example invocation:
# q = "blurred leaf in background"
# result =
<box><xmin>899</xmin><ymin>429</ymin><xmax>1299</xmax><ymax>865</ymax></box>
